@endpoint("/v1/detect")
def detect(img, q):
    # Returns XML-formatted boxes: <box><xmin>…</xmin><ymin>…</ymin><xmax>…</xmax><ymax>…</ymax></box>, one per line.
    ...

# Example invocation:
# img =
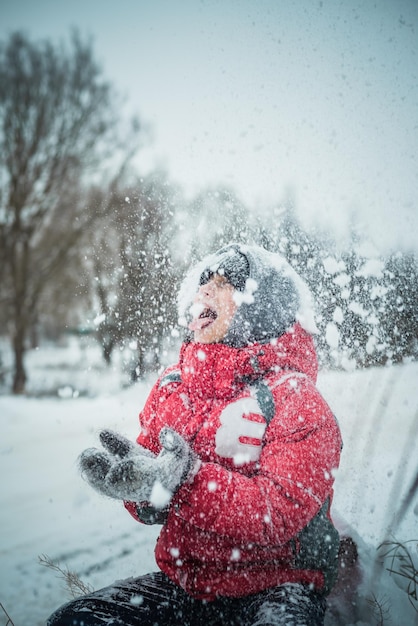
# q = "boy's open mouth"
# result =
<box><xmin>189</xmin><ymin>307</ymin><xmax>217</xmax><ymax>331</ymax></box>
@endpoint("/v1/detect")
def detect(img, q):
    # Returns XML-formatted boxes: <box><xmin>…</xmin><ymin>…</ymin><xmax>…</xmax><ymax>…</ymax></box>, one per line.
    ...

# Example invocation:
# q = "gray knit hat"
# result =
<box><xmin>178</xmin><ymin>243</ymin><xmax>317</xmax><ymax>347</ymax></box>
<box><xmin>198</xmin><ymin>246</ymin><xmax>250</xmax><ymax>292</ymax></box>
<box><xmin>213</xmin><ymin>244</ymin><xmax>299</xmax><ymax>345</ymax></box>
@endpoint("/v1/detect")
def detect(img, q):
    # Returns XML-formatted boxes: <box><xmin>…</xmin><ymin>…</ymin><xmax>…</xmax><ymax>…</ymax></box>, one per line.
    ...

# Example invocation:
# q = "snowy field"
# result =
<box><xmin>0</xmin><ymin>338</ymin><xmax>417</xmax><ymax>625</ymax></box>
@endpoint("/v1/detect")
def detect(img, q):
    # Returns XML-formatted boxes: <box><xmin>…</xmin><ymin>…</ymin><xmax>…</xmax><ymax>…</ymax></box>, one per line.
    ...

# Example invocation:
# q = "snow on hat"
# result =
<box><xmin>178</xmin><ymin>243</ymin><xmax>317</xmax><ymax>346</ymax></box>
<box><xmin>198</xmin><ymin>246</ymin><xmax>250</xmax><ymax>292</ymax></box>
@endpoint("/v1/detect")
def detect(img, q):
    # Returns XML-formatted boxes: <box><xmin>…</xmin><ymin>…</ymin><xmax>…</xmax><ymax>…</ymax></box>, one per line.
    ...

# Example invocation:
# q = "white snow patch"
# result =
<box><xmin>93</xmin><ymin>313</ymin><xmax>106</xmax><ymax>326</ymax></box>
<box><xmin>355</xmin><ymin>258</ymin><xmax>385</xmax><ymax>279</ymax></box>
<box><xmin>233</xmin><ymin>277</ymin><xmax>257</xmax><ymax>305</ymax></box>
<box><xmin>333</xmin><ymin>273</ymin><xmax>351</xmax><ymax>288</ymax></box>
<box><xmin>332</xmin><ymin>306</ymin><xmax>344</xmax><ymax>324</ymax></box>
<box><xmin>348</xmin><ymin>301</ymin><xmax>368</xmax><ymax>319</ymax></box>
<box><xmin>325</xmin><ymin>322</ymin><xmax>340</xmax><ymax>348</ymax></box>
<box><xmin>149</xmin><ymin>481</ymin><xmax>172</xmax><ymax>509</ymax></box>
<box><xmin>230</xmin><ymin>548</ymin><xmax>241</xmax><ymax>561</ymax></box>
<box><xmin>323</xmin><ymin>257</ymin><xmax>347</xmax><ymax>275</ymax></box>
<box><xmin>130</xmin><ymin>594</ymin><xmax>143</xmax><ymax>606</ymax></box>
<box><xmin>0</xmin><ymin>345</ymin><xmax>417</xmax><ymax>624</ymax></box>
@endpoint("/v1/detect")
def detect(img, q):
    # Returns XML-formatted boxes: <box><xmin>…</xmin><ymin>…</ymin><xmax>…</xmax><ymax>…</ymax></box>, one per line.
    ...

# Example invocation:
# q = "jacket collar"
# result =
<box><xmin>179</xmin><ymin>323</ymin><xmax>318</xmax><ymax>400</ymax></box>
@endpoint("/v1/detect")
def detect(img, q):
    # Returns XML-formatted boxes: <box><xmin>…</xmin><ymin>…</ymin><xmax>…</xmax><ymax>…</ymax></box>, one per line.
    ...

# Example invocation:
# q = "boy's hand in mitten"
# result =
<box><xmin>104</xmin><ymin>427</ymin><xmax>198</xmax><ymax>506</ymax></box>
<box><xmin>79</xmin><ymin>431</ymin><xmax>155</xmax><ymax>499</ymax></box>
<box><xmin>79</xmin><ymin>428</ymin><xmax>198</xmax><ymax>508</ymax></box>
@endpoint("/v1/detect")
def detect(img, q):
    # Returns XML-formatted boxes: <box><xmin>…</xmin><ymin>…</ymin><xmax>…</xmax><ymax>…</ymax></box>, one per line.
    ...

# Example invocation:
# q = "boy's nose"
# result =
<box><xmin>198</xmin><ymin>282</ymin><xmax>214</xmax><ymax>298</ymax></box>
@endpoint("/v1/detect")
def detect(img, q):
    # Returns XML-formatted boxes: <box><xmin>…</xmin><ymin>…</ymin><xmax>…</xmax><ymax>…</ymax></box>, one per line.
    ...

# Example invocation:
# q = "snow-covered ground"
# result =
<box><xmin>0</xmin><ymin>339</ymin><xmax>417</xmax><ymax>625</ymax></box>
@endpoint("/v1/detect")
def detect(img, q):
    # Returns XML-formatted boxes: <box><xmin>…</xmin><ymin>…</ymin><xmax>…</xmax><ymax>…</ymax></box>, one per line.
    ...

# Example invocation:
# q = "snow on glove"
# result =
<box><xmin>79</xmin><ymin>431</ymin><xmax>155</xmax><ymax>499</ymax></box>
<box><xmin>103</xmin><ymin>427</ymin><xmax>198</xmax><ymax>507</ymax></box>
<box><xmin>79</xmin><ymin>428</ymin><xmax>198</xmax><ymax>508</ymax></box>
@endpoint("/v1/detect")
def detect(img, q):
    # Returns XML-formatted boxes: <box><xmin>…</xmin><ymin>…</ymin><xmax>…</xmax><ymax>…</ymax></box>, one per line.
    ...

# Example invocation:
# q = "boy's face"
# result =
<box><xmin>189</xmin><ymin>274</ymin><xmax>238</xmax><ymax>344</ymax></box>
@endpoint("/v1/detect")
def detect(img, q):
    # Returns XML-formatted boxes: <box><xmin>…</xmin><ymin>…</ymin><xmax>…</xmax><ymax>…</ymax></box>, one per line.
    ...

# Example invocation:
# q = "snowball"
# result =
<box><xmin>348</xmin><ymin>301</ymin><xmax>368</xmax><ymax>318</ymax></box>
<box><xmin>355</xmin><ymin>258</ymin><xmax>384</xmax><ymax>278</ymax></box>
<box><xmin>230</xmin><ymin>548</ymin><xmax>241</xmax><ymax>561</ymax></box>
<box><xmin>366</xmin><ymin>335</ymin><xmax>377</xmax><ymax>355</ymax></box>
<box><xmin>233</xmin><ymin>278</ymin><xmax>258</xmax><ymax>305</ymax></box>
<box><xmin>93</xmin><ymin>313</ymin><xmax>106</xmax><ymax>326</ymax></box>
<box><xmin>332</xmin><ymin>306</ymin><xmax>344</xmax><ymax>324</ymax></box>
<box><xmin>323</xmin><ymin>257</ymin><xmax>346</xmax><ymax>275</ymax></box>
<box><xmin>370</xmin><ymin>285</ymin><xmax>389</xmax><ymax>300</ymax></box>
<box><xmin>333</xmin><ymin>273</ymin><xmax>351</xmax><ymax>288</ymax></box>
<box><xmin>149</xmin><ymin>481</ymin><xmax>172</xmax><ymax>508</ymax></box>
<box><xmin>325</xmin><ymin>323</ymin><xmax>340</xmax><ymax>349</ymax></box>
<box><xmin>130</xmin><ymin>595</ymin><xmax>143</xmax><ymax>606</ymax></box>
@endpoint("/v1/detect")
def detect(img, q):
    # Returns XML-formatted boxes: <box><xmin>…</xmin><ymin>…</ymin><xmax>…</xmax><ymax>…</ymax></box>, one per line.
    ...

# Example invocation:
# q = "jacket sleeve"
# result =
<box><xmin>123</xmin><ymin>366</ymin><xmax>179</xmax><ymax>523</ymax></box>
<box><xmin>134</xmin><ymin>364</ymin><xmax>181</xmax><ymax>453</ymax></box>
<box><xmin>172</xmin><ymin>379</ymin><xmax>342</xmax><ymax>546</ymax></box>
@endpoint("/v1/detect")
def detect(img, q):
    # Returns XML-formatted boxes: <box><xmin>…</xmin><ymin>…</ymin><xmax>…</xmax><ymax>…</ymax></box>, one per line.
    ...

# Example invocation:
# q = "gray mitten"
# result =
<box><xmin>104</xmin><ymin>427</ymin><xmax>198</xmax><ymax>506</ymax></box>
<box><xmin>79</xmin><ymin>430</ymin><xmax>155</xmax><ymax>499</ymax></box>
<box><xmin>79</xmin><ymin>428</ymin><xmax>197</xmax><ymax>508</ymax></box>
<box><xmin>79</xmin><ymin>447</ymin><xmax>116</xmax><ymax>498</ymax></box>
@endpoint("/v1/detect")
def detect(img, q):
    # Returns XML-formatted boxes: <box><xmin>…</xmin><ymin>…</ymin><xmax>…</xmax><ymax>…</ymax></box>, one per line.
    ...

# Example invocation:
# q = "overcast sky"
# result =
<box><xmin>1</xmin><ymin>0</ymin><xmax>417</xmax><ymax>252</ymax></box>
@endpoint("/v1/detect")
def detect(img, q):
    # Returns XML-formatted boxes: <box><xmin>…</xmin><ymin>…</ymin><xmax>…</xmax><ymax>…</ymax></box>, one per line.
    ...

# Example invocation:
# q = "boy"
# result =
<box><xmin>48</xmin><ymin>243</ymin><xmax>342</xmax><ymax>625</ymax></box>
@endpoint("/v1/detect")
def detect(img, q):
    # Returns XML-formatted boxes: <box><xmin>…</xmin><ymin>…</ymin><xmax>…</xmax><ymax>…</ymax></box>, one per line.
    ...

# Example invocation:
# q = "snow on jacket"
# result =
<box><xmin>125</xmin><ymin>322</ymin><xmax>342</xmax><ymax>600</ymax></box>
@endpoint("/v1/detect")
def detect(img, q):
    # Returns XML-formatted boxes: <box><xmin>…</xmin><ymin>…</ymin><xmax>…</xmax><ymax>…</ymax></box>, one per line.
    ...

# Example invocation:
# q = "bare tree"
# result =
<box><xmin>0</xmin><ymin>31</ymin><xmax>140</xmax><ymax>392</ymax></box>
<box><xmin>87</xmin><ymin>173</ymin><xmax>180</xmax><ymax>378</ymax></box>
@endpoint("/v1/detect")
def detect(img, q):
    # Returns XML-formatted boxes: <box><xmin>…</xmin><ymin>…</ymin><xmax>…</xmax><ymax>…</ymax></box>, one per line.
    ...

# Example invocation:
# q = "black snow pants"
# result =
<box><xmin>47</xmin><ymin>571</ymin><xmax>326</xmax><ymax>626</ymax></box>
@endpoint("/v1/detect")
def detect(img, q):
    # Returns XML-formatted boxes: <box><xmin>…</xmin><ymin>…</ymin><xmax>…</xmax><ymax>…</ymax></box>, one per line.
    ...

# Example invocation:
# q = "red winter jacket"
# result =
<box><xmin>125</xmin><ymin>323</ymin><xmax>342</xmax><ymax>600</ymax></box>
